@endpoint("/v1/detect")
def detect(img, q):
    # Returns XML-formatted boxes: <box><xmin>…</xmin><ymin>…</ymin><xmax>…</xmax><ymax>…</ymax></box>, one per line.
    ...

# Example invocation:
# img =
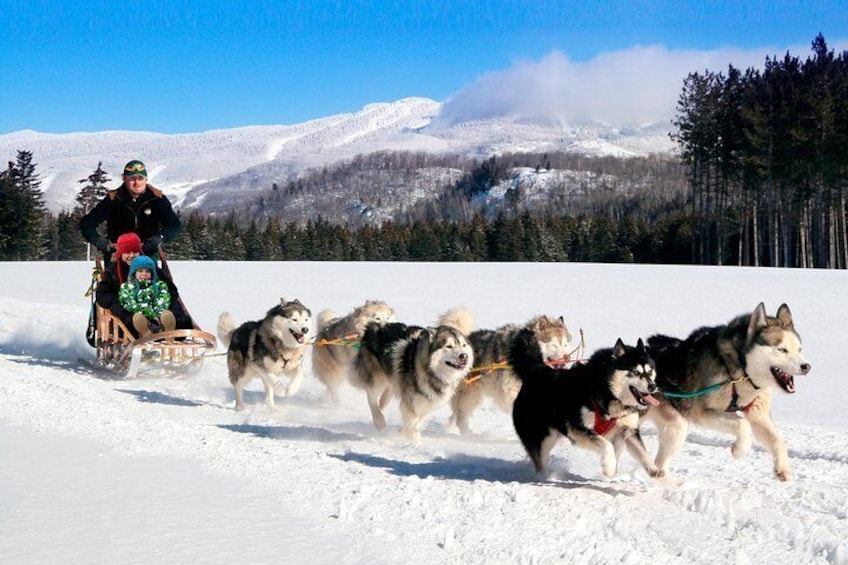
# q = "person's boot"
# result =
<box><xmin>132</xmin><ymin>313</ymin><xmax>150</xmax><ymax>336</ymax></box>
<box><xmin>161</xmin><ymin>310</ymin><xmax>177</xmax><ymax>332</ymax></box>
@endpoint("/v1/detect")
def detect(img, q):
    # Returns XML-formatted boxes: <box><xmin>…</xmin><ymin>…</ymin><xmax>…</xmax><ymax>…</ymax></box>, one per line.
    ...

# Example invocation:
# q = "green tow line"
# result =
<box><xmin>660</xmin><ymin>374</ymin><xmax>751</xmax><ymax>399</ymax></box>
<box><xmin>660</xmin><ymin>382</ymin><xmax>726</xmax><ymax>399</ymax></box>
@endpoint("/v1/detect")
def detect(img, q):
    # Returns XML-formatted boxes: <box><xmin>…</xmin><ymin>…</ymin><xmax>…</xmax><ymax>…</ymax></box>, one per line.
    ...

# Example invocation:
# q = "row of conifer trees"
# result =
<box><xmin>672</xmin><ymin>34</ymin><xmax>848</xmax><ymax>268</ymax></box>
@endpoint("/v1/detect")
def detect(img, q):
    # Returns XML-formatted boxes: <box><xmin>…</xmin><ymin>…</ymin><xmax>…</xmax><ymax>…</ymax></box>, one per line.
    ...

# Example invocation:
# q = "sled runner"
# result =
<box><xmin>85</xmin><ymin>250</ymin><xmax>216</xmax><ymax>379</ymax></box>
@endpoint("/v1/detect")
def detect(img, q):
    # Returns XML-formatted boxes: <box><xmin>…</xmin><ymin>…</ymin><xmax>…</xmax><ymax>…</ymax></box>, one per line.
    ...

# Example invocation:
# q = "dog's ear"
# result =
<box><xmin>280</xmin><ymin>297</ymin><xmax>287</xmax><ymax>306</ymax></box>
<box><xmin>413</xmin><ymin>328</ymin><xmax>433</xmax><ymax>372</ymax></box>
<box><xmin>776</xmin><ymin>303</ymin><xmax>794</xmax><ymax>328</ymax></box>
<box><xmin>747</xmin><ymin>303</ymin><xmax>768</xmax><ymax>344</ymax></box>
<box><xmin>636</xmin><ymin>337</ymin><xmax>645</xmax><ymax>352</ymax></box>
<box><xmin>612</xmin><ymin>338</ymin><xmax>626</xmax><ymax>358</ymax></box>
<box><xmin>539</xmin><ymin>315</ymin><xmax>553</xmax><ymax>329</ymax></box>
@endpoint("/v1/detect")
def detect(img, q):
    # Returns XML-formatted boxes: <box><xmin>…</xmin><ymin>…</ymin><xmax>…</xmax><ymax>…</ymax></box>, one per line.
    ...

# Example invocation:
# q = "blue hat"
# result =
<box><xmin>128</xmin><ymin>255</ymin><xmax>157</xmax><ymax>282</ymax></box>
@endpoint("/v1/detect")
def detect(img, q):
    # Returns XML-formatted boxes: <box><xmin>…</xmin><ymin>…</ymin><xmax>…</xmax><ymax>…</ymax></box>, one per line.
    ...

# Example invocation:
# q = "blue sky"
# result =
<box><xmin>1</xmin><ymin>0</ymin><xmax>846</xmax><ymax>134</ymax></box>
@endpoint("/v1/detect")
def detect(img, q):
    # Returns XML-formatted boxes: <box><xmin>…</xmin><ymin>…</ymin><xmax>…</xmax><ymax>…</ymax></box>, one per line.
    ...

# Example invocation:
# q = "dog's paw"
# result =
<box><xmin>372</xmin><ymin>412</ymin><xmax>387</xmax><ymax>432</ymax></box>
<box><xmin>731</xmin><ymin>439</ymin><xmax>751</xmax><ymax>459</ymax></box>
<box><xmin>266</xmin><ymin>401</ymin><xmax>281</xmax><ymax>413</ymax></box>
<box><xmin>775</xmin><ymin>467</ymin><xmax>791</xmax><ymax>482</ymax></box>
<box><xmin>646</xmin><ymin>466</ymin><xmax>663</xmax><ymax>479</ymax></box>
<box><xmin>601</xmin><ymin>451</ymin><xmax>617</xmax><ymax>478</ymax></box>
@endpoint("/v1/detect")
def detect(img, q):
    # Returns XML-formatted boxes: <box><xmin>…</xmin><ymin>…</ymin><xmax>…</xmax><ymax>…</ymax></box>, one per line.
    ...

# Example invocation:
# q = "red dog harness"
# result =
<box><xmin>592</xmin><ymin>402</ymin><xmax>618</xmax><ymax>436</ymax></box>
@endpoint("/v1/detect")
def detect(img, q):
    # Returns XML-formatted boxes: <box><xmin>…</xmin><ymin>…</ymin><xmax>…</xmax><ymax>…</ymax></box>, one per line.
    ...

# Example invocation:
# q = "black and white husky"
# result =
<box><xmin>217</xmin><ymin>298</ymin><xmax>312</xmax><ymax>411</ymax></box>
<box><xmin>350</xmin><ymin>309</ymin><xmax>474</xmax><ymax>444</ymax></box>
<box><xmin>510</xmin><ymin>328</ymin><xmax>661</xmax><ymax>479</ymax></box>
<box><xmin>645</xmin><ymin>302</ymin><xmax>811</xmax><ymax>481</ymax></box>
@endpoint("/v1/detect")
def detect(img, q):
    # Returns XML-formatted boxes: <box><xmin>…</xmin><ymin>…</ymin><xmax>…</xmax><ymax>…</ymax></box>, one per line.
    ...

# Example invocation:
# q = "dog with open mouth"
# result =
<box><xmin>510</xmin><ymin>329</ymin><xmax>662</xmax><ymax>479</ymax></box>
<box><xmin>217</xmin><ymin>298</ymin><xmax>312</xmax><ymax>411</ymax></box>
<box><xmin>350</xmin><ymin>308</ymin><xmax>474</xmax><ymax>444</ymax></box>
<box><xmin>645</xmin><ymin>303</ymin><xmax>811</xmax><ymax>481</ymax></box>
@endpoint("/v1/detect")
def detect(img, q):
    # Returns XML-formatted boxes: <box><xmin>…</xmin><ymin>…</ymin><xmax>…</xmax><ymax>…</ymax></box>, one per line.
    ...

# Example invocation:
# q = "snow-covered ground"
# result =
<box><xmin>1</xmin><ymin>261</ymin><xmax>846</xmax><ymax>564</ymax></box>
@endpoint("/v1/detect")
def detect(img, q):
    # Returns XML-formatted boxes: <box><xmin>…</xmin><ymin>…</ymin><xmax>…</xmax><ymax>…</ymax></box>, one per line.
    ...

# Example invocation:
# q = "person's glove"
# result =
<box><xmin>143</xmin><ymin>235</ymin><xmax>164</xmax><ymax>256</ymax></box>
<box><xmin>95</xmin><ymin>238</ymin><xmax>113</xmax><ymax>257</ymax></box>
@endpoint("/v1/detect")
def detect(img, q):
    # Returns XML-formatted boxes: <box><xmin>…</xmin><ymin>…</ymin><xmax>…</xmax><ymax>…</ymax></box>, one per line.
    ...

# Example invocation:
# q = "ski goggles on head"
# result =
<box><xmin>123</xmin><ymin>160</ymin><xmax>147</xmax><ymax>177</ymax></box>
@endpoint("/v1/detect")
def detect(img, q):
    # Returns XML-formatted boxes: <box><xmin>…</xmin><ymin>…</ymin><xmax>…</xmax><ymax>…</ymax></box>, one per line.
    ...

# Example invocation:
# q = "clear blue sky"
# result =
<box><xmin>1</xmin><ymin>0</ymin><xmax>845</xmax><ymax>134</ymax></box>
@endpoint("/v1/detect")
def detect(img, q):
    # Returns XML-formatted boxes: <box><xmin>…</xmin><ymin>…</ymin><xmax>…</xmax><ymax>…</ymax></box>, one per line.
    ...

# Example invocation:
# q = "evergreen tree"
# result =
<box><xmin>0</xmin><ymin>151</ymin><xmax>48</xmax><ymax>260</ymax></box>
<box><xmin>74</xmin><ymin>162</ymin><xmax>112</xmax><ymax>260</ymax></box>
<box><xmin>76</xmin><ymin>162</ymin><xmax>111</xmax><ymax>215</ymax></box>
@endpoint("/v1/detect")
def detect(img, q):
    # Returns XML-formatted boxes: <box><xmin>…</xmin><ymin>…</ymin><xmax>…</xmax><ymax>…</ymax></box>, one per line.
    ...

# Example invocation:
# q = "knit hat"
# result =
<box><xmin>128</xmin><ymin>255</ymin><xmax>158</xmax><ymax>283</ymax></box>
<box><xmin>116</xmin><ymin>232</ymin><xmax>142</xmax><ymax>257</ymax></box>
<box><xmin>114</xmin><ymin>232</ymin><xmax>142</xmax><ymax>283</ymax></box>
<box><xmin>123</xmin><ymin>159</ymin><xmax>147</xmax><ymax>178</ymax></box>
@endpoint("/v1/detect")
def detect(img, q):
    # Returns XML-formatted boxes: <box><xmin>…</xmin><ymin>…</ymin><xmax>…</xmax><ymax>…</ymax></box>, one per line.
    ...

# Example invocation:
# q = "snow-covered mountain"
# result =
<box><xmin>0</xmin><ymin>97</ymin><xmax>675</xmax><ymax>213</ymax></box>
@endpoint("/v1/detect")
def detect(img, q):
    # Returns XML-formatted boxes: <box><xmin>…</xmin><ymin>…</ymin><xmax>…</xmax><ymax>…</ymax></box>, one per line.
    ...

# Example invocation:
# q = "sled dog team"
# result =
<box><xmin>217</xmin><ymin>300</ymin><xmax>811</xmax><ymax>482</ymax></box>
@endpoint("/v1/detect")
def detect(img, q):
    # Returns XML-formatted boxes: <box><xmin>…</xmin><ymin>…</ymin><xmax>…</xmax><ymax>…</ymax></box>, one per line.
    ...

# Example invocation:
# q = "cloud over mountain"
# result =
<box><xmin>436</xmin><ymin>43</ymin><xmax>834</xmax><ymax>128</ymax></box>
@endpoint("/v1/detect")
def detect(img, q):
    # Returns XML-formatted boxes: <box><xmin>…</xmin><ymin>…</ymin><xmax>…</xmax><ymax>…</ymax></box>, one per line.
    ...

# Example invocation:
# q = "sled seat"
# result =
<box><xmin>94</xmin><ymin>305</ymin><xmax>216</xmax><ymax>377</ymax></box>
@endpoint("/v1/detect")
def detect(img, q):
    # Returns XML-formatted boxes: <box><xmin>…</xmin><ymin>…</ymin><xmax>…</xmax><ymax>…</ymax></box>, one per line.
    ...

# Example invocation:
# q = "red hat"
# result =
<box><xmin>115</xmin><ymin>233</ymin><xmax>142</xmax><ymax>283</ymax></box>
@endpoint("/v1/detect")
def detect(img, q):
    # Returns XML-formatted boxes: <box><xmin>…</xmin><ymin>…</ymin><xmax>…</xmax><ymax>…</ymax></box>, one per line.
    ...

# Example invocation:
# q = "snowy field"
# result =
<box><xmin>1</xmin><ymin>261</ymin><xmax>847</xmax><ymax>564</ymax></box>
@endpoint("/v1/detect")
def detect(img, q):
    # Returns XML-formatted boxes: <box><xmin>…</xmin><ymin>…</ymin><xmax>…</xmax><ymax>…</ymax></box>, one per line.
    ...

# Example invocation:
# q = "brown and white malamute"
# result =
<box><xmin>451</xmin><ymin>314</ymin><xmax>573</xmax><ymax>434</ymax></box>
<box><xmin>311</xmin><ymin>300</ymin><xmax>396</xmax><ymax>403</ymax></box>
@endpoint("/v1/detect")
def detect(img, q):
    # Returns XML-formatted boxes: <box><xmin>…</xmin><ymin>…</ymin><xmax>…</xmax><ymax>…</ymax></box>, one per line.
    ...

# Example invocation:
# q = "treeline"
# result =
<box><xmin>673</xmin><ymin>34</ymin><xmax>848</xmax><ymax>267</ymax></box>
<box><xmin>29</xmin><ymin>207</ymin><xmax>694</xmax><ymax>264</ymax></box>
<box><xmin>0</xmin><ymin>151</ymin><xmax>109</xmax><ymax>261</ymax></box>
<box><xmin>163</xmin><ymin>210</ymin><xmax>692</xmax><ymax>263</ymax></box>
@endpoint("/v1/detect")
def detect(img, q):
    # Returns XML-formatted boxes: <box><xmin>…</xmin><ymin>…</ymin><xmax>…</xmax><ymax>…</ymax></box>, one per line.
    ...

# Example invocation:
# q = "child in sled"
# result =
<box><xmin>118</xmin><ymin>254</ymin><xmax>177</xmax><ymax>336</ymax></box>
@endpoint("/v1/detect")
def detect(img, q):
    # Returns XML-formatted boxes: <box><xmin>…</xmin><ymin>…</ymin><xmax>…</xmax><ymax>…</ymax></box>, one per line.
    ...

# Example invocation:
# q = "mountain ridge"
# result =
<box><xmin>0</xmin><ymin>97</ymin><xmax>675</xmax><ymax>213</ymax></box>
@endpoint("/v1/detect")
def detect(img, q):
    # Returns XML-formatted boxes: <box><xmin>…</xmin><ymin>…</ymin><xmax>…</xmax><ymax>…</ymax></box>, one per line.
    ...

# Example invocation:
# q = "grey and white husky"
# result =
<box><xmin>217</xmin><ymin>298</ymin><xmax>312</xmax><ymax>411</ymax></box>
<box><xmin>311</xmin><ymin>300</ymin><xmax>396</xmax><ymax>403</ymax></box>
<box><xmin>451</xmin><ymin>314</ymin><xmax>573</xmax><ymax>434</ymax></box>
<box><xmin>350</xmin><ymin>308</ymin><xmax>474</xmax><ymax>444</ymax></box>
<box><xmin>645</xmin><ymin>303</ymin><xmax>811</xmax><ymax>481</ymax></box>
<box><xmin>510</xmin><ymin>329</ymin><xmax>661</xmax><ymax>479</ymax></box>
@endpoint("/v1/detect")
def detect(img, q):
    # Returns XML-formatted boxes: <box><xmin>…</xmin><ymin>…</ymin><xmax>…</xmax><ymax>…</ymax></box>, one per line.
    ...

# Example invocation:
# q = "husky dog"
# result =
<box><xmin>217</xmin><ymin>298</ymin><xmax>312</xmax><ymax>411</ymax></box>
<box><xmin>510</xmin><ymin>328</ymin><xmax>661</xmax><ymax>479</ymax></box>
<box><xmin>645</xmin><ymin>303</ymin><xmax>810</xmax><ymax>481</ymax></box>
<box><xmin>312</xmin><ymin>300</ymin><xmax>396</xmax><ymax>403</ymax></box>
<box><xmin>451</xmin><ymin>315</ymin><xmax>573</xmax><ymax>434</ymax></box>
<box><xmin>350</xmin><ymin>309</ymin><xmax>474</xmax><ymax>444</ymax></box>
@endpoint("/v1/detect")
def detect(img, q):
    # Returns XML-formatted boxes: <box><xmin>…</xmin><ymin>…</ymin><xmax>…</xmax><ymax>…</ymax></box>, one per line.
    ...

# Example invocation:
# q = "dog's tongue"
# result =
<box><xmin>644</xmin><ymin>394</ymin><xmax>660</xmax><ymax>406</ymax></box>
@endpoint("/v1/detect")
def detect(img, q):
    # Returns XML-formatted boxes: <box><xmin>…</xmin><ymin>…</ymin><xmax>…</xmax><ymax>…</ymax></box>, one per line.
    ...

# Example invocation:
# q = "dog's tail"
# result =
<box><xmin>316</xmin><ymin>309</ymin><xmax>338</xmax><ymax>333</ymax></box>
<box><xmin>646</xmin><ymin>334</ymin><xmax>682</xmax><ymax>354</ymax></box>
<box><xmin>437</xmin><ymin>306</ymin><xmax>474</xmax><ymax>336</ymax></box>
<box><xmin>217</xmin><ymin>312</ymin><xmax>236</xmax><ymax>349</ymax></box>
<box><xmin>508</xmin><ymin>325</ymin><xmax>557</xmax><ymax>382</ymax></box>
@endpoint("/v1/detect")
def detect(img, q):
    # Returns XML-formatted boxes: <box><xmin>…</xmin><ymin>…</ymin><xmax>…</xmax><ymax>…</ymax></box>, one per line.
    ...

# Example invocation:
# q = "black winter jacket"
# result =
<box><xmin>79</xmin><ymin>184</ymin><xmax>181</xmax><ymax>249</ymax></box>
